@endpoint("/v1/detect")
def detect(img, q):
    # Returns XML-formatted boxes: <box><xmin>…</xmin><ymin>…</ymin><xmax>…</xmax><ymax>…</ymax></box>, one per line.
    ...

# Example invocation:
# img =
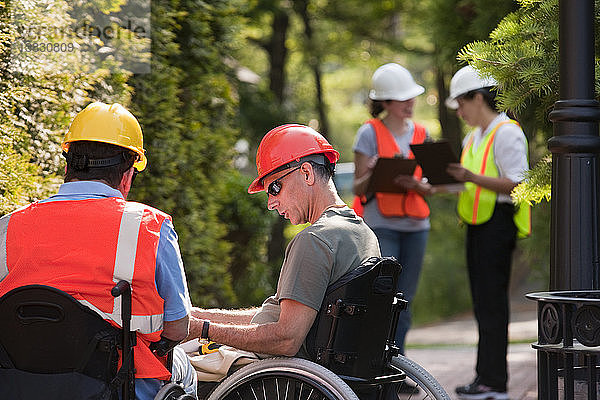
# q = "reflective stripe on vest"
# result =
<box><xmin>458</xmin><ymin>120</ymin><xmax>531</xmax><ymax>237</ymax></box>
<box><xmin>0</xmin><ymin>214</ymin><xmax>9</xmax><ymax>282</ymax></box>
<box><xmin>368</xmin><ymin>118</ymin><xmax>430</xmax><ymax>218</ymax></box>
<box><xmin>76</xmin><ymin>202</ymin><xmax>164</xmax><ymax>334</ymax></box>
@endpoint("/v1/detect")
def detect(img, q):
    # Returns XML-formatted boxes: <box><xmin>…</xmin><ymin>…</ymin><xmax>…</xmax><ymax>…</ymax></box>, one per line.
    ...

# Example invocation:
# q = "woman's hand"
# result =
<box><xmin>353</xmin><ymin>154</ymin><xmax>379</xmax><ymax>196</ymax></box>
<box><xmin>446</xmin><ymin>163</ymin><xmax>474</xmax><ymax>183</ymax></box>
<box><xmin>366</xmin><ymin>155</ymin><xmax>379</xmax><ymax>170</ymax></box>
<box><xmin>393</xmin><ymin>175</ymin><xmax>435</xmax><ymax>196</ymax></box>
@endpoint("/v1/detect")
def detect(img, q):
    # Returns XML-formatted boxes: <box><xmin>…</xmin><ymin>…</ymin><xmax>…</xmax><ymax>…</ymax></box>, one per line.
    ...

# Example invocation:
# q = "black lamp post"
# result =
<box><xmin>548</xmin><ymin>0</ymin><xmax>600</xmax><ymax>290</ymax></box>
<box><xmin>528</xmin><ymin>0</ymin><xmax>600</xmax><ymax>398</ymax></box>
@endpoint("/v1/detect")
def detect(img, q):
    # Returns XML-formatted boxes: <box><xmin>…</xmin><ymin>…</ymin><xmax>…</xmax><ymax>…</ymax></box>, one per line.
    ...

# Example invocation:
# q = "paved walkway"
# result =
<box><xmin>404</xmin><ymin>298</ymin><xmax>538</xmax><ymax>399</ymax></box>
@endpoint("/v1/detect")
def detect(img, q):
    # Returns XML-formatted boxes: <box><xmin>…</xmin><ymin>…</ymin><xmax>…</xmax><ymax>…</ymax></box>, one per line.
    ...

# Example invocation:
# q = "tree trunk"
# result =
<box><xmin>265</xmin><ymin>6</ymin><xmax>290</xmax><ymax>265</ymax></box>
<box><xmin>267</xmin><ymin>10</ymin><xmax>289</xmax><ymax>102</ymax></box>
<box><xmin>436</xmin><ymin>62</ymin><xmax>462</xmax><ymax>155</ymax></box>
<box><xmin>295</xmin><ymin>0</ymin><xmax>330</xmax><ymax>137</ymax></box>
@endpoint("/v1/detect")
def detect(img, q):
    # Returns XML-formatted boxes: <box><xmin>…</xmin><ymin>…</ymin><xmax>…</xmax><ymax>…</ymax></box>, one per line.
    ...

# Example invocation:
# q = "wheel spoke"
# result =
<box><xmin>276</xmin><ymin>378</ymin><xmax>280</xmax><ymax>400</ymax></box>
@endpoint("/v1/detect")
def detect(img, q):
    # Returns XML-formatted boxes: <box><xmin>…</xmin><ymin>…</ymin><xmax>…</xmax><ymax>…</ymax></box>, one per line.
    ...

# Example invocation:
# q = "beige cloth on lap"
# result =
<box><xmin>180</xmin><ymin>339</ymin><xmax>259</xmax><ymax>382</ymax></box>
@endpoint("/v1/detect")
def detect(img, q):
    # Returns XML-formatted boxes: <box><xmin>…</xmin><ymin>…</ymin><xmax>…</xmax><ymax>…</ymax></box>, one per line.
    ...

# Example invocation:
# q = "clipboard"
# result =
<box><xmin>366</xmin><ymin>157</ymin><xmax>417</xmax><ymax>193</ymax></box>
<box><xmin>410</xmin><ymin>140</ymin><xmax>461</xmax><ymax>185</ymax></box>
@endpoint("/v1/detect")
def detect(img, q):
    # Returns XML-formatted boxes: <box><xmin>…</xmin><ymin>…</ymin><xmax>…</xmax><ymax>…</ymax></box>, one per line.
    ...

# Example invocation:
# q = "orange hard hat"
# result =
<box><xmin>248</xmin><ymin>124</ymin><xmax>340</xmax><ymax>193</ymax></box>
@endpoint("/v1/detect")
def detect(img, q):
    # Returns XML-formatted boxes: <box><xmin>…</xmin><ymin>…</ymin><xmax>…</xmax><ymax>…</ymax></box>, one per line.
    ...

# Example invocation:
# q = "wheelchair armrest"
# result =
<box><xmin>150</xmin><ymin>337</ymin><xmax>181</xmax><ymax>357</ymax></box>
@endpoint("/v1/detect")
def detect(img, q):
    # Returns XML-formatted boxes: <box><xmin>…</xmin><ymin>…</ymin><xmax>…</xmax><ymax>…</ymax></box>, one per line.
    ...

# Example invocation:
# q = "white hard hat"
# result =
<box><xmin>369</xmin><ymin>63</ymin><xmax>425</xmax><ymax>102</ymax></box>
<box><xmin>445</xmin><ymin>65</ymin><xmax>498</xmax><ymax>109</ymax></box>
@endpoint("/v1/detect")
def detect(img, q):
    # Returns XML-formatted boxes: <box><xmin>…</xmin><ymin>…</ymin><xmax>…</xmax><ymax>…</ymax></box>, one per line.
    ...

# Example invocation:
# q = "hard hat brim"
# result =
<box><xmin>248</xmin><ymin>177</ymin><xmax>264</xmax><ymax>194</ymax></box>
<box><xmin>445</xmin><ymin>97</ymin><xmax>459</xmax><ymax>110</ymax></box>
<box><xmin>368</xmin><ymin>85</ymin><xmax>425</xmax><ymax>102</ymax></box>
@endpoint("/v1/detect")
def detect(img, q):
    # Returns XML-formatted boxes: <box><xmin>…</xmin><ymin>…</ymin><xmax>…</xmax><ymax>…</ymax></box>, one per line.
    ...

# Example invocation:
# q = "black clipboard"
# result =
<box><xmin>366</xmin><ymin>157</ymin><xmax>417</xmax><ymax>193</ymax></box>
<box><xmin>410</xmin><ymin>140</ymin><xmax>460</xmax><ymax>185</ymax></box>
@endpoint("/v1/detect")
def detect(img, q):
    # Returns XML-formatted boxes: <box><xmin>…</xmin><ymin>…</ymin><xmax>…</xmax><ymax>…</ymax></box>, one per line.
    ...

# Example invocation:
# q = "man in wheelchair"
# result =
<box><xmin>0</xmin><ymin>102</ymin><xmax>197</xmax><ymax>399</ymax></box>
<box><xmin>187</xmin><ymin>124</ymin><xmax>381</xmax><ymax>359</ymax></box>
<box><xmin>185</xmin><ymin>125</ymin><xmax>450</xmax><ymax>400</ymax></box>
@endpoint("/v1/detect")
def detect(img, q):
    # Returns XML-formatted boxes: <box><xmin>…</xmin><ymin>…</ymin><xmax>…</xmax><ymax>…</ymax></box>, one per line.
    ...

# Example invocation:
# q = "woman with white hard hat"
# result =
<box><xmin>445</xmin><ymin>65</ymin><xmax>530</xmax><ymax>400</ymax></box>
<box><xmin>352</xmin><ymin>63</ymin><xmax>433</xmax><ymax>367</ymax></box>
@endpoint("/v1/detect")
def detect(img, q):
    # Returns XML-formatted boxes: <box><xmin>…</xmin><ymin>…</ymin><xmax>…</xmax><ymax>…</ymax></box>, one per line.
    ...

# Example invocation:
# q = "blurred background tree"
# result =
<box><xmin>2</xmin><ymin>0</ymin><xmax>575</xmax><ymax>323</ymax></box>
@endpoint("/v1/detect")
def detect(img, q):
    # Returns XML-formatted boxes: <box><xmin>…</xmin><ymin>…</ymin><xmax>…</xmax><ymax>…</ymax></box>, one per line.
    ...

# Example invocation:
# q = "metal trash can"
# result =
<box><xmin>528</xmin><ymin>291</ymin><xmax>600</xmax><ymax>400</ymax></box>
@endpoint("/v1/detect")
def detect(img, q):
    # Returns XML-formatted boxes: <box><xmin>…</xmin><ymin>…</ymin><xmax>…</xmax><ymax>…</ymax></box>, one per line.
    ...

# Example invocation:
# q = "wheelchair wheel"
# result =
<box><xmin>390</xmin><ymin>356</ymin><xmax>451</xmax><ymax>400</ymax></box>
<box><xmin>155</xmin><ymin>383</ymin><xmax>195</xmax><ymax>400</ymax></box>
<box><xmin>207</xmin><ymin>357</ymin><xmax>359</xmax><ymax>400</ymax></box>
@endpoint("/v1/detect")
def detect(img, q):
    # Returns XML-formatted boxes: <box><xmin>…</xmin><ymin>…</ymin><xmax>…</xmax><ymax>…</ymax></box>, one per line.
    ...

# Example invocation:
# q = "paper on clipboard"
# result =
<box><xmin>410</xmin><ymin>141</ymin><xmax>462</xmax><ymax>186</ymax></box>
<box><xmin>366</xmin><ymin>157</ymin><xmax>417</xmax><ymax>193</ymax></box>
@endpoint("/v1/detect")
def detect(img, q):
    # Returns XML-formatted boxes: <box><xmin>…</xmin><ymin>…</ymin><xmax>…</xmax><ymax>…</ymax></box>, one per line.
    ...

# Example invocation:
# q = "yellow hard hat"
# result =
<box><xmin>62</xmin><ymin>102</ymin><xmax>147</xmax><ymax>171</ymax></box>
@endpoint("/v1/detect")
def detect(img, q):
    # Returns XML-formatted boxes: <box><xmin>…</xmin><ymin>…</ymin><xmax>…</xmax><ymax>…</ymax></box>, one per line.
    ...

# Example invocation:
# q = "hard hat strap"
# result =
<box><xmin>63</xmin><ymin>151</ymin><xmax>127</xmax><ymax>170</ymax></box>
<box><xmin>261</xmin><ymin>154</ymin><xmax>329</xmax><ymax>185</ymax></box>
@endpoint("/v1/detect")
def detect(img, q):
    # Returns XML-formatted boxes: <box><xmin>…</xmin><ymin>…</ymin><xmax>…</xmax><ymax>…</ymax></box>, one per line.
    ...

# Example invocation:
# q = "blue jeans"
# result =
<box><xmin>372</xmin><ymin>228</ymin><xmax>429</xmax><ymax>354</ymax></box>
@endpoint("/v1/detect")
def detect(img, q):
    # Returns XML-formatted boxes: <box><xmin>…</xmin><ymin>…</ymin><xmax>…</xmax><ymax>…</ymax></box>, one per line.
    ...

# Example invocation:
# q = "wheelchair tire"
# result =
<box><xmin>390</xmin><ymin>356</ymin><xmax>451</xmax><ymax>400</ymax></box>
<box><xmin>155</xmin><ymin>383</ymin><xmax>195</xmax><ymax>400</ymax></box>
<box><xmin>207</xmin><ymin>357</ymin><xmax>359</xmax><ymax>400</ymax></box>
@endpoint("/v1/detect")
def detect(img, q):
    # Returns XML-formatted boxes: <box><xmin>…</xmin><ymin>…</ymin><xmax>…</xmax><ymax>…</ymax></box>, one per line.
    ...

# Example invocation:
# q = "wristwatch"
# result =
<box><xmin>201</xmin><ymin>320</ymin><xmax>210</xmax><ymax>340</ymax></box>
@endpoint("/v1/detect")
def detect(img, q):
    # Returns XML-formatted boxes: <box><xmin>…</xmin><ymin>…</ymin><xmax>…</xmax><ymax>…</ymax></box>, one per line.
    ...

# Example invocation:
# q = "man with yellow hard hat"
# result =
<box><xmin>0</xmin><ymin>102</ymin><xmax>197</xmax><ymax>399</ymax></box>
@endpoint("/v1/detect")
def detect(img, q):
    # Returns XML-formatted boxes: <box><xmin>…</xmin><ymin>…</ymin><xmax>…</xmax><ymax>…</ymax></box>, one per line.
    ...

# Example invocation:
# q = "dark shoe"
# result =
<box><xmin>455</xmin><ymin>378</ymin><xmax>508</xmax><ymax>400</ymax></box>
<box><xmin>396</xmin><ymin>380</ymin><xmax>420</xmax><ymax>394</ymax></box>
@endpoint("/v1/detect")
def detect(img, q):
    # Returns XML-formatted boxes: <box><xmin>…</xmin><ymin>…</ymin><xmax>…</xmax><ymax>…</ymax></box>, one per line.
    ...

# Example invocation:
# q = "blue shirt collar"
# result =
<box><xmin>55</xmin><ymin>181</ymin><xmax>124</xmax><ymax>199</ymax></box>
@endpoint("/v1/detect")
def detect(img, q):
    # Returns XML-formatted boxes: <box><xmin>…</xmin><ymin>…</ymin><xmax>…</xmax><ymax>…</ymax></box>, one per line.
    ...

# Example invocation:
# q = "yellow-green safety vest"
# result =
<box><xmin>457</xmin><ymin>120</ymin><xmax>531</xmax><ymax>238</ymax></box>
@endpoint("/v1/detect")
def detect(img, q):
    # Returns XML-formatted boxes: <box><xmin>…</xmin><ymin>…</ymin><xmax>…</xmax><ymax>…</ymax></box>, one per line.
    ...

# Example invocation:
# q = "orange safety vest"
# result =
<box><xmin>0</xmin><ymin>197</ymin><xmax>172</xmax><ymax>380</ymax></box>
<box><xmin>355</xmin><ymin>119</ymin><xmax>429</xmax><ymax>219</ymax></box>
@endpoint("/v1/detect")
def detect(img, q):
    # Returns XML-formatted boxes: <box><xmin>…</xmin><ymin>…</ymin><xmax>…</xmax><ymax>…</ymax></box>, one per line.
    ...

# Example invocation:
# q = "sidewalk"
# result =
<box><xmin>404</xmin><ymin>295</ymin><xmax>539</xmax><ymax>399</ymax></box>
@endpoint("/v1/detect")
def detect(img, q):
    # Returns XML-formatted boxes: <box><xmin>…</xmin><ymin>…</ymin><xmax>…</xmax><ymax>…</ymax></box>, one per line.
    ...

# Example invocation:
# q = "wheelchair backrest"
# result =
<box><xmin>0</xmin><ymin>285</ymin><xmax>120</xmax><ymax>382</ymax></box>
<box><xmin>304</xmin><ymin>256</ymin><xmax>403</xmax><ymax>380</ymax></box>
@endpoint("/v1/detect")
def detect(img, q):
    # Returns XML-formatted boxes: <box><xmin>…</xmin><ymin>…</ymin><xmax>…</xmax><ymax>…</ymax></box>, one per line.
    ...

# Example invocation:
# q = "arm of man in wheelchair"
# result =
<box><xmin>190</xmin><ymin>306</ymin><xmax>260</xmax><ymax>325</ymax></box>
<box><xmin>187</xmin><ymin>299</ymin><xmax>317</xmax><ymax>356</ymax></box>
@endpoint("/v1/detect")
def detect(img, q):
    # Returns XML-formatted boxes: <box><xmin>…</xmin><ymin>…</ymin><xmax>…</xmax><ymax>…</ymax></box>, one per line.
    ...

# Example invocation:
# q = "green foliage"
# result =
<box><xmin>512</xmin><ymin>155</ymin><xmax>552</xmax><ymax>205</ymax></box>
<box><xmin>515</xmin><ymin>199</ymin><xmax>550</xmax><ymax>285</ymax></box>
<box><xmin>0</xmin><ymin>125</ymin><xmax>45</xmax><ymax>214</ymax></box>
<box><xmin>413</xmin><ymin>192</ymin><xmax>551</xmax><ymax>325</ymax></box>
<box><xmin>129</xmin><ymin>0</ymin><xmax>247</xmax><ymax>307</ymax></box>
<box><xmin>454</xmin><ymin>0</ymin><xmax>594</xmax><ymax>136</ymax></box>
<box><xmin>458</xmin><ymin>0</ymin><xmax>600</xmax><ymax>204</ymax></box>
<box><xmin>219</xmin><ymin>171</ymin><xmax>279</xmax><ymax>306</ymax></box>
<box><xmin>412</xmin><ymin>195</ymin><xmax>471</xmax><ymax>324</ymax></box>
<box><xmin>412</xmin><ymin>0</ymin><xmax>518</xmax><ymax>65</ymax></box>
<box><xmin>0</xmin><ymin>0</ymin><xmax>131</xmax><ymax>213</ymax></box>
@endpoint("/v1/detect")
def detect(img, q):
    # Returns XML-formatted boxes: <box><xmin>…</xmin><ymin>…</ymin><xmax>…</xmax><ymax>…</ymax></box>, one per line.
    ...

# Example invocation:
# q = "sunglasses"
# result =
<box><xmin>267</xmin><ymin>166</ymin><xmax>301</xmax><ymax>196</ymax></box>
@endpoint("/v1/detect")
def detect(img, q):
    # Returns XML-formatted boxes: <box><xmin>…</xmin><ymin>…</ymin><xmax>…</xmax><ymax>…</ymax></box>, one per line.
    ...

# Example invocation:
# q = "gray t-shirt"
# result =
<box><xmin>352</xmin><ymin>121</ymin><xmax>430</xmax><ymax>232</ymax></box>
<box><xmin>251</xmin><ymin>206</ymin><xmax>381</xmax><ymax>325</ymax></box>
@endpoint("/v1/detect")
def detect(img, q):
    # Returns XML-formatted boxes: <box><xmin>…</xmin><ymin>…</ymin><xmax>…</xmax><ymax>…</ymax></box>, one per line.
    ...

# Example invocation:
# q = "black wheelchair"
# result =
<box><xmin>201</xmin><ymin>257</ymin><xmax>450</xmax><ymax>400</ymax></box>
<box><xmin>0</xmin><ymin>280</ymin><xmax>192</xmax><ymax>400</ymax></box>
